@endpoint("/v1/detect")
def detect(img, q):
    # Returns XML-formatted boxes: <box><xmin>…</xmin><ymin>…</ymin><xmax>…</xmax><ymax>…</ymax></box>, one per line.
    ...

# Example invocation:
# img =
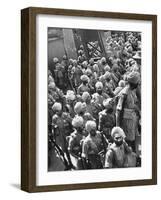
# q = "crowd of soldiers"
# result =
<box><xmin>48</xmin><ymin>31</ymin><xmax>141</xmax><ymax>171</ymax></box>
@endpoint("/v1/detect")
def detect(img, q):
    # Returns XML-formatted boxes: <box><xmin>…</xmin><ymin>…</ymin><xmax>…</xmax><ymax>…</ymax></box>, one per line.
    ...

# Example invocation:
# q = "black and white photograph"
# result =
<box><xmin>48</xmin><ymin>27</ymin><xmax>141</xmax><ymax>172</ymax></box>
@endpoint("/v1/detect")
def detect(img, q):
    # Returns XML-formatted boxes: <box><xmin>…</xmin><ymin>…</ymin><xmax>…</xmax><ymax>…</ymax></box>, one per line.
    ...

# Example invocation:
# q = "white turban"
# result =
<box><xmin>74</xmin><ymin>102</ymin><xmax>83</xmax><ymax>114</ymax></box>
<box><xmin>111</xmin><ymin>127</ymin><xmax>126</xmax><ymax>139</ymax></box>
<box><xmin>82</xmin><ymin>92</ymin><xmax>90</xmax><ymax>102</ymax></box>
<box><xmin>85</xmin><ymin>68</ymin><xmax>92</xmax><ymax>75</ymax></box>
<box><xmin>80</xmin><ymin>75</ymin><xmax>89</xmax><ymax>82</ymax></box>
<box><xmin>101</xmin><ymin>57</ymin><xmax>106</xmax><ymax>63</ymax></box>
<box><xmin>72</xmin><ymin>116</ymin><xmax>84</xmax><ymax>128</ymax></box>
<box><xmin>95</xmin><ymin>81</ymin><xmax>103</xmax><ymax>89</ymax></box>
<box><xmin>118</xmin><ymin>80</ymin><xmax>125</xmax><ymax>87</ymax></box>
<box><xmin>85</xmin><ymin>120</ymin><xmax>96</xmax><ymax>132</ymax></box>
<box><xmin>93</xmin><ymin>64</ymin><xmax>99</xmax><ymax>72</ymax></box>
<box><xmin>66</xmin><ymin>90</ymin><xmax>75</xmax><ymax>101</ymax></box>
<box><xmin>48</xmin><ymin>82</ymin><xmax>56</xmax><ymax>90</ymax></box>
<box><xmin>103</xmin><ymin>98</ymin><xmax>112</xmax><ymax>108</ymax></box>
<box><xmin>53</xmin><ymin>57</ymin><xmax>59</xmax><ymax>63</ymax></box>
<box><xmin>104</xmin><ymin>65</ymin><xmax>111</xmax><ymax>72</ymax></box>
<box><xmin>52</xmin><ymin>102</ymin><xmax>62</xmax><ymax>112</ymax></box>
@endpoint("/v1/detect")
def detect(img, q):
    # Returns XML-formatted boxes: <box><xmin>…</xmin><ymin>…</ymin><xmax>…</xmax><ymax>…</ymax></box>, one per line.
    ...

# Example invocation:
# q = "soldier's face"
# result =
<box><xmin>114</xmin><ymin>133</ymin><xmax>123</xmax><ymax>146</ymax></box>
<box><xmin>90</xmin><ymin>129</ymin><xmax>96</xmax><ymax>136</ymax></box>
<box><xmin>56</xmin><ymin>110</ymin><xmax>62</xmax><ymax>116</ymax></box>
<box><xmin>76</xmin><ymin>127</ymin><xmax>83</xmax><ymax>133</ymax></box>
<box><xmin>83</xmin><ymin>80</ymin><xmax>88</xmax><ymax>85</ymax></box>
<box><xmin>97</xmin><ymin>88</ymin><xmax>103</xmax><ymax>95</ymax></box>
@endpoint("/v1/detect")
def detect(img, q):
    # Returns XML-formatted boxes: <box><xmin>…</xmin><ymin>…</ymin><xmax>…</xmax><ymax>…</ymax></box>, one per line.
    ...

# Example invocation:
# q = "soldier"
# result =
<box><xmin>77</xmin><ymin>50</ymin><xmax>86</xmax><ymax>64</ymax></box>
<box><xmin>61</xmin><ymin>55</ymin><xmax>69</xmax><ymax>91</ymax></box>
<box><xmin>104</xmin><ymin>71</ymin><xmax>115</xmax><ymax>97</ymax></box>
<box><xmin>71</xmin><ymin>60</ymin><xmax>83</xmax><ymax>91</ymax></box>
<box><xmin>52</xmin><ymin>57</ymin><xmax>59</xmax><ymax>83</ymax></box>
<box><xmin>65</xmin><ymin>90</ymin><xmax>76</xmax><ymax>118</ymax></box>
<box><xmin>92</xmin><ymin>81</ymin><xmax>109</xmax><ymax>107</ymax></box>
<box><xmin>82</xmin><ymin>92</ymin><xmax>93</xmax><ymax>116</ymax></box>
<box><xmin>114</xmin><ymin>80</ymin><xmax>125</xmax><ymax>96</ymax></box>
<box><xmin>52</xmin><ymin>102</ymin><xmax>73</xmax><ymax>169</ymax></box>
<box><xmin>104</xmin><ymin>127</ymin><xmax>136</xmax><ymax>168</ymax></box>
<box><xmin>92</xmin><ymin>63</ymin><xmax>100</xmax><ymax>79</ymax></box>
<box><xmin>54</xmin><ymin>61</ymin><xmax>66</xmax><ymax>91</ymax></box>
<box><xmin>82</xmin><ymin>120</ymin><xmax>108</xmax><ymax>169</ymax></box>
<box><xmin>77</xmin><ymin>75</ymin><xmax>90</xmax><ymax>96</ymax></box>
<box><xmin>111</xmin><ymin>64</ymin><xmax>122</xmax><ymax>88</ymax></box>
<box><xmin>116</xmin><ymin>71</ymin><xmax>141</xmax><ymax>152</ymax></box>
<box><xmin>74</xmin><ymin>101</ymin><xmax>94</xmax><ymax>127</ymax></box>
<box><xmin>98</xmin><ymin>57</ymin><xmax>107</xmax><ymax>75</ymax></box>
<box><xmin>84</xmin><ymin>68</ymin><xmax>95</xmax><ymax>93</ymax></box>
<box><xmin>88</xmin><ymin>58</ymin><xmax>95</xmax><ymax>70</ymax></box>
<box><xmin>48</xmin><ymin>82</ymin><xmax>65</xmax><ymax>106</ymax></box>
<box><xmin>98</xmin><ymin>98</ymin><xmax>116</xmax><ymax>141</ymax></box>
<box><xmin>68</xmin><ymin>116</ymin><xmax>86</xmax><ymax>169</ymax></box>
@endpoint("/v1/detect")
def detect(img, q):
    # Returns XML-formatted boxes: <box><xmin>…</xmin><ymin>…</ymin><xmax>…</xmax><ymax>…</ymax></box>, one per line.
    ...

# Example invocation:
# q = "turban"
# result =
<box><xmin>127</xmin><ymin>71</ymin><xmax>140</xmax><ymax>84</ymax></box>
<box><xmin>93</xmin><ymin>64</ymin><xmax>99</xmax><ymax>72</ymax></box>
<box><xmin>80</xmin><ymin>75</ymin><xmax>89</xmax><ymax>82</ymax></box>
<box><xmin>82</xmin><ymin>61</ymin><xmax>88</xmax><ymax>66</ymax></box>
<box><xmin>63</xmin><ymin>55</ymin><xmax>67</xmax><ymax>60</ymax></box>
<box><xmin>104</xmin><ymin>71</ymin><xmax>111</xmax><ymax>80</ymax></box>
<box><xmin>66</xmin><ymin>90</ymin><xmax>75</xmax><ymax>101</ymax></box>
<box><xmin>103</xmin><ymin>98</ymin><xmax>113</xmax><ymax>108</ymax></box>
<box><xmin>95</xmin><ymin>81</ymin><xmax>103</xmax><ymax>89</ymax></box>
<box><xmin>112</xmin><ymin>64</ymin><xmax>119</xmax><ymax>71</ymax></box>
<box><xmin>101</xmin><ymin>57</ymin><xmax>106</xmax><ymax>63</ymax></box>
<box><xmin>99</xmin><ymin>75</ymin><xmax>105</xmax><ymax>83</ymax></box>
<box><xmin>48</xmin><ymin>82</ymin><xmax>56</xmax><ymax>90</ymax></box>
<box><xmin>104</xmin><ymin>65</ymin><xmax>111</xmax><ymax>72</ymax></box>
<box><xmin>72</xmin><ymin>116</ymin><xmax>84</xmax><ymax>128</ymax></box>
<box><xmin>78</xmin><ymin>50</ymin><xmax>83</xmax><ymax>55</ymax></box>
<box><xmin>89</xmin><ymin>58</ymin><xmax>94</xmax><ymax>64</ymax></box>
<box><xmin>72</xmin><ymin>59</ymin><xmax>77</xmax><ymax>65</ymax></box>
<box><xmin>52</xmin><ymin>102</ymin><xmax>62</xmax><ymax>112</ymax></box>
<box><xmin>53</xmin><ymin>57</ymin><xmax>59</xmax><ymax>63</ymax></box>
<box><xmin>69</xmin><ymin>58</ymin><xmax>73</xmax><ymax>63</ymax></box>
<box><xmin>118</xmin><ymin>80</ymin><xmax>125</xmax><ymax>87</ymax></box>
<box><xmin>82</xmin><ymin>92</ymin><xmax>90</xmax><ymax>102</ymax></box>
<box><xmin>111</xmin><ymin>127</ymin><xmax>126</xmax><ymax>139</ymax></box>
<box><xmin>74</xmin><ymin>102</ymin><xmax>83</xmax><ymax>114</ymax></box>
<box><xmin>85</xmin><ymin>68</ymin><xmax>92</xmax><ymax>76</ymax></box>
<box><xmin>85</xmin><ymin>120</ymin><xmax>96</xmax><ymax>132</ymax></box>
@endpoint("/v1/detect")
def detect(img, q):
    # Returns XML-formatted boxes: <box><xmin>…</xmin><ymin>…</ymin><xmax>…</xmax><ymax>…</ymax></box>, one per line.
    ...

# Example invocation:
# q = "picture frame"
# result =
<box><xmin>21</xmin><ymin>7</ymin><xmax>157</xmax><ymax>192</ymax></box>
